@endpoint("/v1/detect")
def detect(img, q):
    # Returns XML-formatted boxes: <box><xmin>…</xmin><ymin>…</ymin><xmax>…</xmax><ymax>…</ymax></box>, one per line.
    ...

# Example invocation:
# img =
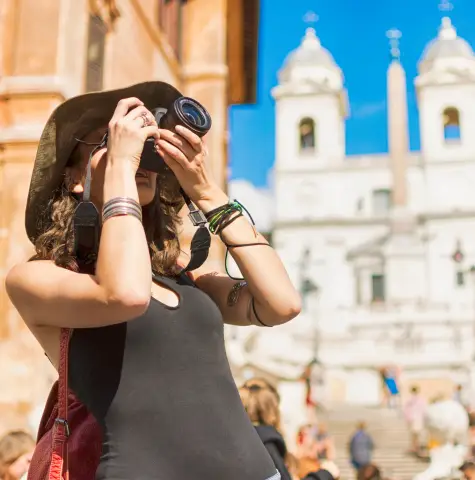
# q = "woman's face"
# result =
<box><xmin>67</xmin><ymin>126</ymin><xmax>158</xmax><ymax>208</ymax></box>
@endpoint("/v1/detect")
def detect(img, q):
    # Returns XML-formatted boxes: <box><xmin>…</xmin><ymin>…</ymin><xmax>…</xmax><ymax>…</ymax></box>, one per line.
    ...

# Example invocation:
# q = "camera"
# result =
<box><xmin>139</xmin><ymin>97</ymin><xmax>212</xmax><ymax>173</ymax></box>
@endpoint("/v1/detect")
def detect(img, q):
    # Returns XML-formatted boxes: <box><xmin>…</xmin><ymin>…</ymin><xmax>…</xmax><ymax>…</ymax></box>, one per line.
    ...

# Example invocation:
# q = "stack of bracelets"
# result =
<box><xmin>204</xmin><ymin>199</ymin><xmax>269</xmax><ymax>278</ymax></box>
<box><xmin>205</xmin><ymin>199</ymin><xmax>271</xmax><ymax>327</ymax></box>
<box><xmin>205</xmin><ymin>200</ymin><xmax>247</xmax><ymax>236</ymax></box>
<box><xmin>102</xmin><ymin>197</ymin><xmax>142</xmax><ymax>224</ymax></box>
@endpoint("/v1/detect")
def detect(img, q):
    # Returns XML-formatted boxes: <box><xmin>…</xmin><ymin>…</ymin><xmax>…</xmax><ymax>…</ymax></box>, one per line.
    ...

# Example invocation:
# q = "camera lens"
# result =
<box><xmin>181</xmin><ymin>101</ymin><xmax>207</xmax><ymax>127</ymax></box>
<box><xmin>159</xmin><ymin>97</ymin><xmax>212</xmax><ymax>138</ymax></box>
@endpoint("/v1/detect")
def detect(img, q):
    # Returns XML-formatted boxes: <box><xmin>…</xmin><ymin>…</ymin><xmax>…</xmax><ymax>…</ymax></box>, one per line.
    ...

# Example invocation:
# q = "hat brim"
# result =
<box><xmin>25</xmin><ymin>81</ymin><xmax>183</xmax><ymax>243</ymax></box>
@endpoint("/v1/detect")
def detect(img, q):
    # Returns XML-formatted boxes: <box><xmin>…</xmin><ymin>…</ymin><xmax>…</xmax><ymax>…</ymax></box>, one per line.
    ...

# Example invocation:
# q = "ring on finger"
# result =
<box><xmin>141</xmin><ymin>113</ymin><xmax>150</xmax><ymax>127</ymax></box>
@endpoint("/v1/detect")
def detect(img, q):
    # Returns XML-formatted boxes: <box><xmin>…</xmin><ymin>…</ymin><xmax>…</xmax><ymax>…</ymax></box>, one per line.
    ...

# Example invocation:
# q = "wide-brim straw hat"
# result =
<box><xmin>25</xmin><ymin>81</ymin><xmax>183</xmax><ymax>244</ymax></box>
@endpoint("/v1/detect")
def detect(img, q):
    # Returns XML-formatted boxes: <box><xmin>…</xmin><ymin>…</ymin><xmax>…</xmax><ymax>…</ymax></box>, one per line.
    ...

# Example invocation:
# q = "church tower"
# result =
<box><xmin>416</xmin><ymin>16</ymin><xmax>475</xmax><ymax>162</ymax></box>
<box><xmin>271</xmin><ymin>25</ymin><xmax>348</xmax><ymax>171</ymax></box>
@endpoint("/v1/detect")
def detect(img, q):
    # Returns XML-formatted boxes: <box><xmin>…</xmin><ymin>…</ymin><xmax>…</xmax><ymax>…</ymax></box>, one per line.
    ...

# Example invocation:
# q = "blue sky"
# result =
<box><xmin>228</xmin><ymin>0</ymin><xmax>475</xmax><ymax>187</ymax></box>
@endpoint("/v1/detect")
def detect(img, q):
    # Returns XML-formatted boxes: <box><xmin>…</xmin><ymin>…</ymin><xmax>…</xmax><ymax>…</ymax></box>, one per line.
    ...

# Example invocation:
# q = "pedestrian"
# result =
<box><xmin>0</xmin><ymin>430</ymin><xmax>35</xmax><ymax>480</ymax></box>
<box><xmin>403</xmin><ymin>385</ymin><xmax>426</xmax><ymax>454</ymax></box>
<box><xmin>349</xmin><ymin>422</ymin><xmax>374</xmax><ymax>471</ymax></box>
<box><xmin>460</xmin><ymin>461</ymin><xmax>475</xmax><ymax>480</ymax></box>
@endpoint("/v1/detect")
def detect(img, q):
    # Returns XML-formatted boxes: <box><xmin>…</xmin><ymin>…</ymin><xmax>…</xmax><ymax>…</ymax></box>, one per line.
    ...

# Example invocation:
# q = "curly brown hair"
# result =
<box><xmin>30</xmin><ymin>152</ymin><xmax>184</xmax><ymax>276</ymax></box>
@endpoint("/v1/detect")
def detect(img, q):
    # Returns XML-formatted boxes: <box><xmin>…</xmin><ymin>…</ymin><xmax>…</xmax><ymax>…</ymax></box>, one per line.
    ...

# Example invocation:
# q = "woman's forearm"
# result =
<box><xmin>197</xmin><ymin>190</ymin><xmax>301</xmax><ymax>325</ymax></box>
<box><xmin>96</xmin><ymin>162</ymin><xmax>152</xmax><ymax>307</ymax></box>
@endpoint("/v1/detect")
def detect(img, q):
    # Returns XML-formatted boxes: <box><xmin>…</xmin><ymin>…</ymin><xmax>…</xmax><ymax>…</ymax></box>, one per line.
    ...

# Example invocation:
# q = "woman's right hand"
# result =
<box><xmin>107</xmin><ymin>97</ymin><xmax>160</xmax><ymax>172</ymax></box>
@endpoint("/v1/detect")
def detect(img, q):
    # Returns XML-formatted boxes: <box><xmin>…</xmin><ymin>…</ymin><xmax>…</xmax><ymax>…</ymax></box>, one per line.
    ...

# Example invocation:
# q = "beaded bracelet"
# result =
<box><xmin>102</xmin><ymin>197</ymin><xmax>142</xmax><ymax>223</ymax></box>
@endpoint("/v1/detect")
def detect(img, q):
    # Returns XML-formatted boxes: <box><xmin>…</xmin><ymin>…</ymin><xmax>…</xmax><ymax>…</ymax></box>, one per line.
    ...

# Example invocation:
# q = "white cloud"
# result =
<box><xmin>228</xmin><ymin>179</ymin><xmax>273</xmax><ymax>233</ymax></box>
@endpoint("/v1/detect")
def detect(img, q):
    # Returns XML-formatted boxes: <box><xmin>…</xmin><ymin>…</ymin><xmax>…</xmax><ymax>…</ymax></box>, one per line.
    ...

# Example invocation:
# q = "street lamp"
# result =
<box><xmin>299</xmin><ymin>248</ymin><xmax>319</xmax><ymax>312</ymax></box>
<box><xmin>469</xmin><ymin>265</ymin><xmax>475</xmax><ymax>360</ymax></box>
<box><xmin>298</xmin><ymin>247</ymin><xmax>320</xmax><ymax>361</ymax></box>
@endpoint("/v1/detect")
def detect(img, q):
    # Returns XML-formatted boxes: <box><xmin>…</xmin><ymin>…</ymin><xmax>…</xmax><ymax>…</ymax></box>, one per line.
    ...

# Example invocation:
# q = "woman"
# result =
<box><xmin>0</xmin><ymin>430</ymin><xmax>35</xmax><ymax>480</ymax></box>
<box><xmin>239</xmin><ymin>385</ymin><xmax>332</xmax><ymax>480</ymax></box>
<box><xmin>239</xmin><ymin>385</ymin><xmax>291</xmax><ymax>480</ymax></box>
<box><xmin>6</xmin><ymin>81</ymin><xmax>301</xmax><ymax>479</ymax></box>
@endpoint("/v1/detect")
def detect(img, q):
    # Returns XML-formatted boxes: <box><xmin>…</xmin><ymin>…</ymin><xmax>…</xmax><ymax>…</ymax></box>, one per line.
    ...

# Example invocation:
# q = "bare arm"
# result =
<box><xmin>195</xmin><ymin>190</ymin><xmax>302</xmax><ymax>327</ymax></box>
<box><xmin>6</xmin><ymin>98</ymin><xmax>158</xmax><ymax>329</ymax></box>
<box><xmin>151</xmin><ymin>125</ymin><xmax>301</xmax><ymax>327</ymax></box>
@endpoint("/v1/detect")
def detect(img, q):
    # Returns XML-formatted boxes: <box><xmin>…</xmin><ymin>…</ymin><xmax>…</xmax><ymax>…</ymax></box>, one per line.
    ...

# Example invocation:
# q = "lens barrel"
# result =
<box><xmin>159</xmin><ymin>97</ymin><xmax>212</xmax><ymax>137</ymax></box>
<box><xmin>139</xmin><ymin>97</ymin><xmax>211</xmax><ymax>173</ymax></box>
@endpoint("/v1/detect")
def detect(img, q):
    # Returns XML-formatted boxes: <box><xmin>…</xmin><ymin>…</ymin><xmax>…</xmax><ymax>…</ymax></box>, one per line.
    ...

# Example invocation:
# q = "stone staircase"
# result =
<box><xmin>321</xmin><ymin>406</ymin><xmax>428</xmax><ymax>480</ymax></box>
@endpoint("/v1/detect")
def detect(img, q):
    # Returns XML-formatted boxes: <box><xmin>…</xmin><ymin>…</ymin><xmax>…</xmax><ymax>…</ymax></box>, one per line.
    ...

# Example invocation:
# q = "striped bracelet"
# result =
<box><xmin>102</xmin><ymin>197</ymin><xmax>142</xmax><ymax>223</ymax></box>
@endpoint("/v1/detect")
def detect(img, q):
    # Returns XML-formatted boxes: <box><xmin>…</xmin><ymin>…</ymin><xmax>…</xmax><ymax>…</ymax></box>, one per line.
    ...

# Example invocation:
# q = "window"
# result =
<box><xmin>85</xmin><ymin>14</ymin><xmax>106</xmax><ymax>92</ymax></box>
<box><xmin>372</xmin><ymin>189</ymin><xmax>392</xmax><ymax>216</ymax></box>
<box><xmin>371</xmin><ymin>274</ymin><xmax>385</xmax><ymax>302</ymax></box>
<box><xmin>443</xmin><ymin>107</ymin><xmax>461</xmax><ymax>142</ymax></box>
<box><xmin>299</xmin><ymin>118</ymin><xmax>316</xmax><ymax>153</ymax></box>
<box><xmin>158</xmin><ymin>0</ymin><xmax>185</xmax><ymax>59</ymax></box>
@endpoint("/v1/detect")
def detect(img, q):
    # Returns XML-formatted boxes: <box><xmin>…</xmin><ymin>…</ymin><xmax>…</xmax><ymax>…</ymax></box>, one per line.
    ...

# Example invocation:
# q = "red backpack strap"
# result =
<box><xmin>48</xmin><ymin>328</ymin><xmax>71</xmax><ymax>480</ymax></box>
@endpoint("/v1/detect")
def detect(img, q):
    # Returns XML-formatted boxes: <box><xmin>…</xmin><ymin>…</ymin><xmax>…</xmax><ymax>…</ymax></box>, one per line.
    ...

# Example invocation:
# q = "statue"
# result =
<box><xmin>414</xmin><ymin>399</ymin><xmax>469</xmax><ymax>480</ymax></box>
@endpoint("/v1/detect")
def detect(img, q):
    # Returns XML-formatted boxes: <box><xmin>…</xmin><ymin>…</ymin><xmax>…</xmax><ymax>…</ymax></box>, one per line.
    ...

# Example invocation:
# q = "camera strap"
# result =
<box><xmin>179</xmin><ymin>188</ymin><xmax>211</xmax><ymax>273</ymax></box>
<box><xmin>71</xmin><ymin>133</ymin><xmax>107</xmax><ymax>265</ymax></box>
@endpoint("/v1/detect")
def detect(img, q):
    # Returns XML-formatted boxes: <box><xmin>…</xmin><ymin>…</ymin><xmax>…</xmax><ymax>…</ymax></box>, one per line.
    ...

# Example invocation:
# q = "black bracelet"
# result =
<box><xmin>216</xmin><ymin>212</ymin><xmax>243</xmax><ymax>235</ymax></box>
<box><xmin>224</xmin><ymin>242</ymin><xmax>270</xmax><ymax>249</ymax></box>
<box><xmin>251</xmin><ymin>297</ymin><xmax>272</xmax><ymax>327</ymax></box>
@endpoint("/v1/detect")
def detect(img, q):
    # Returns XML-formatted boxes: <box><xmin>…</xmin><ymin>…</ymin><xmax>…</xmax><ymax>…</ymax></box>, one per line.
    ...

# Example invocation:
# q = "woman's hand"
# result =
<box><xmin>156</xmin><ymin>126</ymin><xmax>227</xmax><ymax>211</ymax></box>
<box><xmin>107</xmin><ymin>97</ymin><xmax>160</xmax><ymax>172</ymax></box>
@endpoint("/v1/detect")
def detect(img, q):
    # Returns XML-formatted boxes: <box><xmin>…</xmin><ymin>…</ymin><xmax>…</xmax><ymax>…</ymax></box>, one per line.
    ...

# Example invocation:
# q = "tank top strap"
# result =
<box><xmin>151</xmin><ymin>272</ymin><xmax>195</xmax><ymax>289</ymax></box>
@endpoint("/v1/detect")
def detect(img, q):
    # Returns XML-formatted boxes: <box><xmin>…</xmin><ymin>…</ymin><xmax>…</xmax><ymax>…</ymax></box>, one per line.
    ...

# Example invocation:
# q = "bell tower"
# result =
<box><xmin>271</xmin><ymin>14</ymin><xmax>348</xmax><ymax>172</ymax></box>
<box><xmin>416</xmin><ymin>11</ymin><xmax>475</xmax><ymax>162</ymax></box>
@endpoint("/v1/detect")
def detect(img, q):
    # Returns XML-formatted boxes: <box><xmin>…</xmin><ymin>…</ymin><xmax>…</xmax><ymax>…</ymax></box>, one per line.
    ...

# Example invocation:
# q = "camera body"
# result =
<box><xmin>139</xmin><ymin>96</ymin><xmax>212</xmax><ymax>173</ymax></box>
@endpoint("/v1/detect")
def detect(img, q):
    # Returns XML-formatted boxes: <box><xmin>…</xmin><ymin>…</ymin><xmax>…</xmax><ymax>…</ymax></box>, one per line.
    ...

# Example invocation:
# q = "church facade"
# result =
<box><xmin>227</xmin><ymin>15</ymin><xmax>475</xmax><ymax>421</ymax></box>
<box><xmin>273</xmin><ymin>16</ymin><xmax>475</xmax><ymax>406</ymax></box>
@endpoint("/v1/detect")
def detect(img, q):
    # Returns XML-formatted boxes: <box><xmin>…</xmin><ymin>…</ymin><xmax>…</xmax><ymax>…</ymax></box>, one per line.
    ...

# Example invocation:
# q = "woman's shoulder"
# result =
<box><xmin>7</xmin><ymin>259</ymin><xmax>63</xmax><ymax>285</ymax></box>
<box><xmin>5</xmin><ymin>260</ymin><xmax>79</xmax><ymax>307</ymax></box>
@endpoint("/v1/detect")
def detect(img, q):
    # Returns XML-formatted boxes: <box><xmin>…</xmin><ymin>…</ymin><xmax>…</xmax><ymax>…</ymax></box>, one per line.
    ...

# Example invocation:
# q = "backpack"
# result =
<box><xmin>27</xmin><ymin>328</ymin><xmax>102</xmax><ymax>480</ymax></box>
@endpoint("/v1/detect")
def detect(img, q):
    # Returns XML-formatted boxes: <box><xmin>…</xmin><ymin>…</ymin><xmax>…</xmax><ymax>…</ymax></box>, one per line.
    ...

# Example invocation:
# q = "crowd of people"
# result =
<box><xmin>5</xmin><ymin>376</ymin><xmax>475</xmax><ymax>480</ymax></box>
<box><xmin>237</xmin><ymin>377</ymin><xmax>391</xmax><ymax>480</ymax></box>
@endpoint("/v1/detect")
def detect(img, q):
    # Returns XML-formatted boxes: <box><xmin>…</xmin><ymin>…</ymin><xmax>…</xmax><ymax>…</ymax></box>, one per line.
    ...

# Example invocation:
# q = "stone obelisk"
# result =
<box><xmin>384</xmin><ymin>30</ymin><xmax>425</xmax><ymax>304</ymax></box>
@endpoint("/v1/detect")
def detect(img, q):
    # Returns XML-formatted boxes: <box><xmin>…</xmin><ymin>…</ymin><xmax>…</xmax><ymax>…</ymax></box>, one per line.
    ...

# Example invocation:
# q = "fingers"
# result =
<box><xmin>157</xmin><ymin>139</ymin><xmax>188</xmax><ymax>170</ymax></box>
<box><xmin>141</xmin><ymin>126</ymin><xmax>160</xmax><ymax>144</ymax></box>
<box><xmin>109</xmin><ymin>97</ymin><xmax>143</xmax><ymax>125</ymax></box>
<box><xmin>124</xmin><ymin>105</ymin><xmax>157</xmax><ymax>127</ymax></box>
<box><xmin>175</xmin><ymin>125</ymin><xmax>203</xmax><ymax>153</ymax></box>
<box><xmin>158</xmin><ymin>128</ymin><xmax>196</xmax><ymax>160</ymax></box>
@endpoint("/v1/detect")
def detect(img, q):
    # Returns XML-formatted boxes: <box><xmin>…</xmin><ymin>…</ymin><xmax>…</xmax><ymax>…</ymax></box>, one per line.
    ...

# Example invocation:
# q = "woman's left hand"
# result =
<box><xmin>156</xmin><ymin>126</ymin><xmax>226</xmax><ymax>210</ymax></box>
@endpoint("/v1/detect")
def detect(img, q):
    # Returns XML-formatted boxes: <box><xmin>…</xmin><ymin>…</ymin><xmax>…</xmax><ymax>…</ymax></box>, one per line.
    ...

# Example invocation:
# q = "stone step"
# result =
<box><xmin>319</xmin><ymin>408</ymin><xmax>428</xmax><ymax>480</ymax></box>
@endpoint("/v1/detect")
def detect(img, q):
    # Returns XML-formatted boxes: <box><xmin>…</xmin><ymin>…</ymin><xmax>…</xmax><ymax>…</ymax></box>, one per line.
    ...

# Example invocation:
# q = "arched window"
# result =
<box><xmin>443</xmin><ymin>107</ymin><xmax>461</xmax><ymax>142</ymax></box>
<box><xmin>299</xmin><ymin>118</ymin><xmax>316</xmax><ymax>152</ymax></box>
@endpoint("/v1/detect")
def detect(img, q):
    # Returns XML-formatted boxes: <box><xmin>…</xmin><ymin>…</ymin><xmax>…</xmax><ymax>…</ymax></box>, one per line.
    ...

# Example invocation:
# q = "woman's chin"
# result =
<box><xmin>137</xmin><ymin>185</ymin><xmax>156</xmax><ymax>207</ymax></box>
